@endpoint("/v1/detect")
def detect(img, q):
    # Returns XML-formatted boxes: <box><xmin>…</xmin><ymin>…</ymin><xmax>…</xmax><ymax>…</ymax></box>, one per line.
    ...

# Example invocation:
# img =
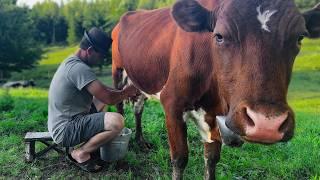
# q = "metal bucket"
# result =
<box><xmin>100</xmin><ymin>127</ymin><xmax>132</xmax><ymax>162</ymax></box>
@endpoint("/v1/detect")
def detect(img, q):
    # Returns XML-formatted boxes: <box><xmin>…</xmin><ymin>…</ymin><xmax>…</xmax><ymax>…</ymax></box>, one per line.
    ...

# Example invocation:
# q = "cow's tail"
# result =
<box><xmin>112</xmin><ymin>23</ymin><xmax>124</xmax><ymax>88</ymax></box>
<box><xmin>111</xmin><ymin>23</ymin><xmax>126</xmax><ymax>115</ymax></box>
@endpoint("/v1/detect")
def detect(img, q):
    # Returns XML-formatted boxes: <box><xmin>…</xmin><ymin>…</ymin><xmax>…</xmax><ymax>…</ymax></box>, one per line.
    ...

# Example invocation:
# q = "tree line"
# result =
<box><xmin>29</xmin><ymin>0</ymin><xmax>320</xmax><ymax>45</ymax></box>
<box><xmin>0</xmin><ymin>0</ymin><xmax>175</xmax><ymax>79</ymax></box>
<box><xmin>0</xmin><ymin>0</ymin><xmax>318</xmax><ymax>79</ymax></box>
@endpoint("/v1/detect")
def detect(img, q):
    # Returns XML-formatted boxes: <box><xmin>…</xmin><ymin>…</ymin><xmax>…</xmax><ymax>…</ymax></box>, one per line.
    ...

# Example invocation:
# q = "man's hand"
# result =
<box><xmin>87</xmin><ymin>80</ymin><xmax>140</xmax><ymax>105</ymax></box>
<box><xmin>124</xmin><ymin>85</ymin><xmax>141</xmax><ymax>99</ymax></box>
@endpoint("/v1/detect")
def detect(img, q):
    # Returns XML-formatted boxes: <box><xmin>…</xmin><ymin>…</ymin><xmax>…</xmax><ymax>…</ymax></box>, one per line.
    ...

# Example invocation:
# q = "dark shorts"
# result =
<box><xmin>62</xmin><ymin>110</ymin><xmax>105</xmax><ymax>147</ymax></box>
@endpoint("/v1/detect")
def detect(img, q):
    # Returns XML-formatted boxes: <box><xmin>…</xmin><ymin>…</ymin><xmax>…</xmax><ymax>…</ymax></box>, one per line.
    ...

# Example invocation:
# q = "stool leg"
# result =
<box><xmin>25</xmin><ymin>141</ymin><xmax>35</xmax><ymax>163</ymax></box>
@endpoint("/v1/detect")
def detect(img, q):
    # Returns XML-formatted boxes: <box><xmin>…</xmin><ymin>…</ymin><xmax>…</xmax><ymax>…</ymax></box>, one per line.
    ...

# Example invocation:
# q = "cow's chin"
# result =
<box><xmin>216</xmin><ymin>116</ymin><xmax>244</xmax><ymax>147</ymax></box>
<box><xmin>241</xmin><ymin>135</ymin><xmax>293</xmax><ymax>145</ymax></box>
<box><xmin>241</xmin><ymin>136</ymin><xmax>279</xmax><ymax>145</ymax></box>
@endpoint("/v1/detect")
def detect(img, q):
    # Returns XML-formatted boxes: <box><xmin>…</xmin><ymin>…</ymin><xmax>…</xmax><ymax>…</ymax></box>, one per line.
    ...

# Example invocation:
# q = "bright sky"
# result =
<box><xmin>17</xmin><ymin>0</ymin><xmax>67</xmax><ymax>7</ymax></box>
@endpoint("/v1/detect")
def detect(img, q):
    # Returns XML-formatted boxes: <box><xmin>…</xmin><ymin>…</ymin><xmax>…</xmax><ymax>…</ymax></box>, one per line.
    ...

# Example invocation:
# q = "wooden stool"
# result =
<box><xmin>24</xmin><ymin>132</ymin><xmax>65</xmax><ymax>162</ymax></box>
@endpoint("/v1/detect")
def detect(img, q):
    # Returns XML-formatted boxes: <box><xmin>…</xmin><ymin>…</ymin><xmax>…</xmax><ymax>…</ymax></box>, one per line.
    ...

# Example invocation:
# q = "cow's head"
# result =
<box><xmin>172</xmin><ymin>0</ymin><xmax>320</xmax><ymax>144</ymax></box>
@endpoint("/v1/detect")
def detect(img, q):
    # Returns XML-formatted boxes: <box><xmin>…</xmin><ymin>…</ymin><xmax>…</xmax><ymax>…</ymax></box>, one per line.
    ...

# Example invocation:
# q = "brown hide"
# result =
<box><xmin>114</xmin><ymin>9</ymin><xmax>216</xmax><ymax>104</ymax></box>
<box><xmin>115</xmin><ymin>9</ymin><xmax>174</xmax><ymax>94</ymax></box>
<box><xmin>112</xmin><ymin>0</ymin><xmax>320</xmax><ymax>178</ymax></box>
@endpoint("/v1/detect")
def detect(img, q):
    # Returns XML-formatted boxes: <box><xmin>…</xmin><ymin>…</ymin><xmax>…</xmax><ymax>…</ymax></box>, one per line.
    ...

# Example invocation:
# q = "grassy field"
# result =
<box><xmin>0</xmin><ymin>39</ymin><xmax>320</xmax><ymax>179</ymax></box>
<box><xmin>8</xmin><ymin>45</ymin><xmax>114</xmax><ymax>88</ymax></box>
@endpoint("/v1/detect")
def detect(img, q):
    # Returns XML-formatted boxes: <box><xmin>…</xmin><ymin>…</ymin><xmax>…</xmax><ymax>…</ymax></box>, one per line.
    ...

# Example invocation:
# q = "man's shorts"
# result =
<box><xmin>62</xmin><ymin>110</ymin><xmax>105</xmax><ymax>147</ymax></box>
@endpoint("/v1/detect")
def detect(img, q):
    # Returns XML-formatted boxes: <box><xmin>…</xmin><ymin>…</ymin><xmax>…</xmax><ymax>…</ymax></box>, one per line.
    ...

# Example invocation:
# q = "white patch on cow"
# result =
<box><xmin>256</xmin><ymin>5</ymin><xmax>277</xmax><ymax>32</ymax></box>
<box><xmin>122</xmin><ymin>70</ymin><xmax>133</xmax><ymax>86</ymax></box>
<box><xmin>204</xmin><ymin>157</ymin><xmax>209</xmax><ymax>175</ymax></box>
<box><xmin>183</xmin><ymin>109</ymin><xmax>214</xmax><ymax>143</ymax></box>
<box><xmin>141</xmin><ymin>91</ymin><xmax>162</xmax><ymax>100</ymax></box>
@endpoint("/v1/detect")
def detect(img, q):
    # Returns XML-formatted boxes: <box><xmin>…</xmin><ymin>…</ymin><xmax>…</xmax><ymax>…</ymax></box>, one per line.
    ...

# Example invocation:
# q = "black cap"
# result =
<box><xmin>83</xmin><ymin>27</ymin><xmax>111</xmax><ymax>57</ymax></box>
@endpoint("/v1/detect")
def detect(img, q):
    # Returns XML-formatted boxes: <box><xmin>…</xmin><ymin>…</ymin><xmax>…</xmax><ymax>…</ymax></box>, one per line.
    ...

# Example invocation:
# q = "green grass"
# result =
<box><xmin>39</xmin><ymin>45</ymin><xmax>78</xmax><ymax>66</ymax></box>
<box><xmin>0</xmin><ymin>38</ymin><xmax>319</xmax><ymax>179</ymax></box>
<box><xmin>8</xmin><ymin>46</ymin><xmax>77</xmax><ymax>88</ymax></box>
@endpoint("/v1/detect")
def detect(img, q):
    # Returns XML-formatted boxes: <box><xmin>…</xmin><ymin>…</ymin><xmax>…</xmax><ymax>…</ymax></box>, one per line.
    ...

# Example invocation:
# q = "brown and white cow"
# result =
<box><xmin>111</xmin><ymin>0</ymin><xmax>320</xmax><ymax>179</ymax></box>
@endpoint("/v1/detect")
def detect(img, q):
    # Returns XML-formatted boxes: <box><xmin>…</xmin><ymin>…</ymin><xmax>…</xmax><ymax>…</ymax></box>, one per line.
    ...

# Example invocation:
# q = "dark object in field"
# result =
<box><xmin>2</xmin><ymin>80</ymin><xmax>35</xmax><ymax>88</ymax></box>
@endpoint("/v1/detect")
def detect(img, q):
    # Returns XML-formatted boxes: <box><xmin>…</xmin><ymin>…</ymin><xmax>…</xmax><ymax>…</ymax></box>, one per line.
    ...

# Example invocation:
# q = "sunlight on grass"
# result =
<box><xmin>291</xmin><ymin>97</ymin><xmax>320</xmax><ymax>113</ymax></box>
<box><xmin>293</xmin><ymin>39</ymin><xmax>320</xmax><ymax>71</ymax></box>
<box><xmin>39</xmin><ymin>45</ymin><xmax>78</xmax><ymax>65</ymax></box>
<box><xmin>0</xmin><ymin>88</ymin><xmax>48</xmax><ymax>99</ymax></box>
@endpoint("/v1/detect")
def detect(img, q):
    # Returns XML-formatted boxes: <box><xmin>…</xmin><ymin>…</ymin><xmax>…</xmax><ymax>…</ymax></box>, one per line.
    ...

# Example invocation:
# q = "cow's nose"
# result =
<box><xmin>244</xmin><ymin>107</ymin><xmax>288</xmax><ymax>143</ymax></box>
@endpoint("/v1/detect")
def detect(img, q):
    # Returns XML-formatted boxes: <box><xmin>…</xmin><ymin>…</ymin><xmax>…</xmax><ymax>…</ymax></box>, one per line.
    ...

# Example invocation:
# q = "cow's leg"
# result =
<box><xmin>185</xmin><ymin>109</ymin><xmax>222</xmax><ymax>179</ymax></box>
<box><xmin>204</xmin><ymin>141</ymin><xmax>221</xmax><ymax>180</ymax></box>
<box><xmin>204</xmin><ymin>116</ymin><xmax>222</xmax><ymax>180</ymax></box>
<box><xmin>168</xmin><ymin>115</ymin><xmax>188</xmax><ymax>180</ymax></box>
<box><xmin>133</xmin><ymin>94</ymin><xmax>152</xmax><ymax>149</ymax></box>
<box><xmin>112</xmin><ymin>67</ymin><xmax>125</xmax><ymax>115</ymax></box>
<box><xmin>161</xmin><ymin>95</ymin><xmax>188</xmax><ymax>180</ymax></box>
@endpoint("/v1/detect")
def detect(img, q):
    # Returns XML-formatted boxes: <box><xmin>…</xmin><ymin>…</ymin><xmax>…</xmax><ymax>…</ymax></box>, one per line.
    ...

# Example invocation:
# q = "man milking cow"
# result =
<box><xmin>48</xmin><ymin>27</ymin><xmax>140</xmax><ymax>172</ymax></box>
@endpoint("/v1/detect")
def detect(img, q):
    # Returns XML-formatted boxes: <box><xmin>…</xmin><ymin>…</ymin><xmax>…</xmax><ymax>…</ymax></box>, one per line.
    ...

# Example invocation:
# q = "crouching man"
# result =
<box><xmin>48</xmin><ymin>27</ymin><xmax>139</xmax><ymax>172</ymax></box>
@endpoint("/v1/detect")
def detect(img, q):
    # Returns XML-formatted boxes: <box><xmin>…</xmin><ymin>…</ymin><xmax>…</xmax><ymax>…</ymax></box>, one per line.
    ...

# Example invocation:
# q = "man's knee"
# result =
<box><xmin>104</xmin><ymin>112</ymin><xmax>124</xmax><ymax>132</ymax></box>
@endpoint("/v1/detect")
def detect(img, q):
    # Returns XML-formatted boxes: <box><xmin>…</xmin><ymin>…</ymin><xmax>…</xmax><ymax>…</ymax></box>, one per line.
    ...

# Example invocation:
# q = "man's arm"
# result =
<box><xmin>86</xmin><ymin>80</ymin><xmax>139</xmax><ymax>105</ymax></box>
<box><xmin>92</xmin><ymin>97</ymin><xmax>105</xmax><ymax>112</ymax></box>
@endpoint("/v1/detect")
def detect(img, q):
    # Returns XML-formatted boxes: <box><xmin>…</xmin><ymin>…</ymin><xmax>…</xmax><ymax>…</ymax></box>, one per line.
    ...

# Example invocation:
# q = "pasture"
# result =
<box><xmin>0</xmin><ymin>39</ymin><xmax>319</xmax><ymax>179</ymax></box>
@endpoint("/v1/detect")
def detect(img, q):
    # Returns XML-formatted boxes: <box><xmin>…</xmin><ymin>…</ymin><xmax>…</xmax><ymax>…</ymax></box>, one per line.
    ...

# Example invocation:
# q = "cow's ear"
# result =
<box><xmin>303</xmin><ymin>3</ymin><xmax>320</xmax><ymax>38</ymax></box>
<box><xmin>171</xmin><ymin>0</ymin><xmax>215</xmax><ymax>32</ymax></box>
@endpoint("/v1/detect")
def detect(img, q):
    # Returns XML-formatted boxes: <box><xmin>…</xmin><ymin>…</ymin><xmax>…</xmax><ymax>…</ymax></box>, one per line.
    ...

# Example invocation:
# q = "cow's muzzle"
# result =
<box><xmin>222</xmin><ymin>103</ymin><xmax>295</xmax><ymax>144</ymax></box>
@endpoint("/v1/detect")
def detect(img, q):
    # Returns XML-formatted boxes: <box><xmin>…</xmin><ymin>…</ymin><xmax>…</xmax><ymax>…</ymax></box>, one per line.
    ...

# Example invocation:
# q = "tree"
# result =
<box><xmin>0</xmin><ymin>1</ymin><xmax>42</xmax><ymax>78</ymax></box>
<box><xmin>31</xmin><ymin>0</ymin><xmax>67</xmax><ymax>44</ymax></box>
<box><xmin>62</xmin><ymin>0</ymin><xmax>86</xmax><ymax>44</ymax></box>
<box><xmin>82</xmin><ymin>0</ymin><xmax>109</xmax><ymax>30</ymax></box>
<box><xmin>155</xmin><ymin>0</ymin><xmax>175</xmax><ymax>8</ymax></box>
<box><xmin>137</xmin><ymin>0</ymin><xmax>156</xmax><ymax>9</ymax></box>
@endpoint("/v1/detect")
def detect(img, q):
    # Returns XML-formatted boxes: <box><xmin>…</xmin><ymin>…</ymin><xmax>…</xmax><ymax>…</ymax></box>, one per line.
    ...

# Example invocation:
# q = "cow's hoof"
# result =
<box><xmin>136</xmin><ymin>137</ymin><xmax>153</xmax><ymax>151</ymax></box>
<box><xmin>172</xmin><ymin>168</ymin><xmax>183</xmax><ymax>180</ymax></box>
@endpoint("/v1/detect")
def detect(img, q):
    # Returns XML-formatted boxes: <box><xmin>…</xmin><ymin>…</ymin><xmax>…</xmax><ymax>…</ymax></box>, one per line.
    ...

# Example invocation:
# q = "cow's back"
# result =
<box><xmin>114</xmin><ymin>8</ymin><xmax>177</xmax><ymax>94</ymax></box>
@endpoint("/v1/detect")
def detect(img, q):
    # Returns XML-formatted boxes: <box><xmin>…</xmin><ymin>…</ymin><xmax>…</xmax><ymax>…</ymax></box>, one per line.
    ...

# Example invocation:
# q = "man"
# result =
<box><xmin>48</xmin><ymin>27</ymin><xmax>139</xmax><ymax>172</ymax></box>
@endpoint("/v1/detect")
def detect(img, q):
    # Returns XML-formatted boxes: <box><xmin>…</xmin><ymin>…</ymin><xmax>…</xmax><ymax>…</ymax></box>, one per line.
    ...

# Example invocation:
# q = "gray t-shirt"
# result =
<box><xmin>48</xmin><ymin>55</ymin><xmax>97</xmax><ymax>144</ymax></box>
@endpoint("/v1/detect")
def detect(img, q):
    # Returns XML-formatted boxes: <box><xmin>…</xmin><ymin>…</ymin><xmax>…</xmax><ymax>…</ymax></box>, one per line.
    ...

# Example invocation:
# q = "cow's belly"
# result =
<box><xmin>122</xmin><ymin>70</ymin><xmax>164</xmax><ymax>99</ymax></box>
<box><xmin>121</xmin><ymin>52</ymin><xmax>170</xmax><ymax>94</ymax></box>
<box><xmin>118</xmin><ymin>10</ymin><xmax>174</xmax><ymax>94</ymax></box>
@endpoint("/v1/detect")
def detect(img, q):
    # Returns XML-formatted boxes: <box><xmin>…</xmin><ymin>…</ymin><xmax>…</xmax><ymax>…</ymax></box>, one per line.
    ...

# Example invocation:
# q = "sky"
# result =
<box><xmin>16</xmin><ymin>0</ymin><xmax>67</xmax><ymax>7</ymax></box>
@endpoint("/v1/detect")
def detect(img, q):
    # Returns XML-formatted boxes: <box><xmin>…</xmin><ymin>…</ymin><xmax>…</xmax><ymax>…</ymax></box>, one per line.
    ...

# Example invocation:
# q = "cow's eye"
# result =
<box><xmin>214</xmin><ymin>34</ymin><xmax>224</xmax><ymax>44</ymax></box>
